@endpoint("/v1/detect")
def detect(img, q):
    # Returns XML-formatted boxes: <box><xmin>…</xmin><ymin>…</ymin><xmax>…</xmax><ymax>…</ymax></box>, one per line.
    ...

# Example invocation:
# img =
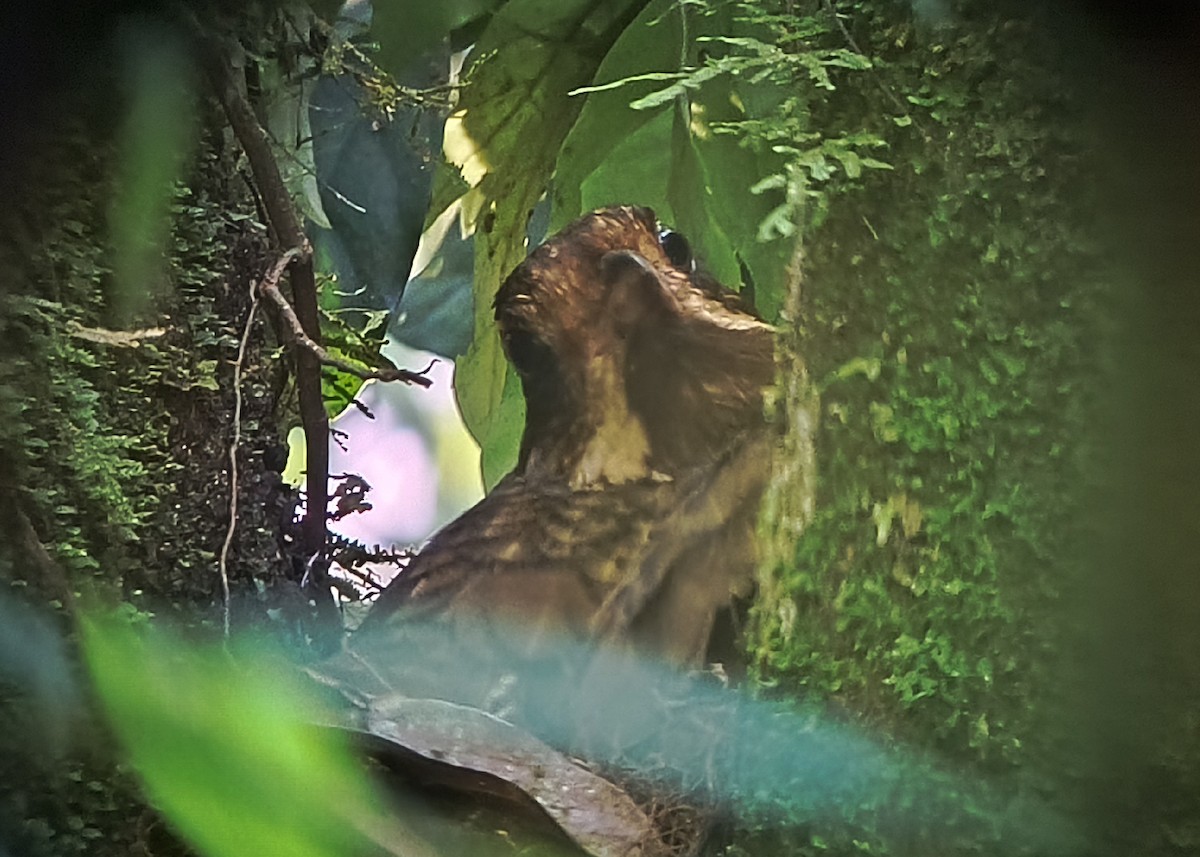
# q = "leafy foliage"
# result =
<box><xmin>553</xmin><ymin>0</ymin><xmax>797</xmax><ymax>315</ymax></box>
<box><xmin>316</xmin><ymin>293</ymin><xmax>393</xmax><ymax>416</ymax></box>
<box><xmin>306</xmin><ymin>36</ymin><xmax>447</xmax><ymax>342</ymax></box>
<box><xmin>82</xmin><ymin>618</ymin><xmax>401</xmax><ymax>857</ymax></box>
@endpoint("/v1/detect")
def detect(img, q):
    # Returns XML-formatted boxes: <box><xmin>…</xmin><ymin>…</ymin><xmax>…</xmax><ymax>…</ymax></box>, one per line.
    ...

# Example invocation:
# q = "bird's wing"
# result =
<box><xmin>359</xmin><ymin>473</ymin><xmax>678</xmax><ymax>636</ymax></box>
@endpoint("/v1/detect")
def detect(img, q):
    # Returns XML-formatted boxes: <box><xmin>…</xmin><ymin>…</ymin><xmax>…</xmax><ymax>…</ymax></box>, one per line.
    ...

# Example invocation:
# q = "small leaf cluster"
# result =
<box><xmin>615</xmin><ymin>4</ymin><xmax>896</xmax><ymax>240</ymax></box>
<box><xmin>317</xmin><ymin>287</ymin><xmax>391</xmax><ymax>416</ymax></box>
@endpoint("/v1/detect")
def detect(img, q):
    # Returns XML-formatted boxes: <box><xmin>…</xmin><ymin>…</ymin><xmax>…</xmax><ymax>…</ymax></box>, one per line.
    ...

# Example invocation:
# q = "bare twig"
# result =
<box><xmin>190</xmin><ymin>18</ymin><xmax>331</xmax><ymax>560</ymax></box>
<box><xmin>255</xmin><ymin>252</ymin><xmax>434</xmax><ymax>386</ymax></box>
<box><xmin>217</xmin><ymin>274</ymin><xmax>265</xmax><ymax>637</ymax></box>
<box><xmin>67</xmin><ymin>322</ymin><xmax>167</xmax><ymax>347</ymax></box>
<box><xmin>189</xmin><ymin>12</ymin><xmax>432</xmax><ymax>595</ymax></box>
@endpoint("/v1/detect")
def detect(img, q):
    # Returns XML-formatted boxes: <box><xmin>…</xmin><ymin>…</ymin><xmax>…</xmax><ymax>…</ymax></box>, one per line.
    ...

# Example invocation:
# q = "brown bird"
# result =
<box><xmin>353</xmin><ymin>206</ymin><xmax>774</xmax><ymax>714</ymax></box>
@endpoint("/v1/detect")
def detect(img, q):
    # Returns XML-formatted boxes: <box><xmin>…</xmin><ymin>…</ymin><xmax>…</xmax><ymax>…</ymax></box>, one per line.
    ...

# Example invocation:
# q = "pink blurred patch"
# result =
<box><xmin>327</xmin><ymin>384</ymin><xmax>439</xmax><ymax>549</ymax></box>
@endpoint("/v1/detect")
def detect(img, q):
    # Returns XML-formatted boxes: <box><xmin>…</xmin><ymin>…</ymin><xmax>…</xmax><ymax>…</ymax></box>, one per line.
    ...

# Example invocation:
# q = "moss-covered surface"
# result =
<box><xmin>0</xmin><ymin>106</ymin><xmax>295</xmax><ymax>615</ymax></box>
<box><xmin>744</xmin><ymin>4</ymin><xmax>1138</xmax><ymax>854</ymax></box>
<box><xmin>0</xmin><ymin>72</ymin><xmax>298</xmax><ymax>857</ymax></box>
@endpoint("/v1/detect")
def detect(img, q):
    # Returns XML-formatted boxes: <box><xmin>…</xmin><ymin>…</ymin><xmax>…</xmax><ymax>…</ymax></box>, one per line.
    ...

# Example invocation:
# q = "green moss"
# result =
<box><xmin>0</xmin><ymin>63</ymin><xmax>292</xmax><ymax>856</ymax></box>
<box><xmin>745</xmin><ymin>2</ymin><xmax>1114</xmax><ymax>852</ymax></box>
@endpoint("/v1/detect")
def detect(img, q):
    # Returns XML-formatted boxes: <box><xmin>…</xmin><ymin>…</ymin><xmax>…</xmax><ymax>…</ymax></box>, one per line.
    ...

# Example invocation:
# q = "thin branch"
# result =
<box><xmin>67</xmin><ymin>322</ymin><xmax>168</xmax><ymax>347</ymax></box>
<box><xmin>188</xmin><ymin>11</ymin><xmax>432</xmax><ymax>590</ymax></box>
<box><xmin>189</xmin><ymin>15</ymin><xmax>331</xmax><ymax>559</ymax></box>
<box><xmin>257</xmin><ymin>261</ymin><xmax>433</xmax><ymax>388</ymax></box>
<box><xmin>217</xmin><ymin>273</ymin><xmax>265</xmax><ymax>637</ymax></box>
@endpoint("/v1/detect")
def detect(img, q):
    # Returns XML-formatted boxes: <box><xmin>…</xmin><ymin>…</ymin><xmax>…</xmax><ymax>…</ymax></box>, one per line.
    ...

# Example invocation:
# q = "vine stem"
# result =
<box><xmin>755</xmin><ymin>206</ymin><xmax>820</xmax><ymax>637</ymax></box>
<box><xmin>218</xmin><ymin>260</ymin><xmax>274</xmax><ymax>638</ymax></box>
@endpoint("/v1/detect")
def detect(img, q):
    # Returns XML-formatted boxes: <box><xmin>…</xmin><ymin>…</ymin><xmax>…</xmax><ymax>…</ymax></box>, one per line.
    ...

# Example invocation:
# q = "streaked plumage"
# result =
<box><xmin>359</xmin><ymin>206</ymin><xmax>774</xmax><ymax>685</ymax></box>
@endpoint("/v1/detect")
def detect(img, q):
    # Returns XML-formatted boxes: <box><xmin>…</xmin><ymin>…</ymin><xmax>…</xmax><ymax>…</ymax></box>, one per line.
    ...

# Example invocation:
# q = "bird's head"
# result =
<box><xmin>495</xmin><ymin>206</ymin><xmax>774</xmax><ymax>487</ymax></box>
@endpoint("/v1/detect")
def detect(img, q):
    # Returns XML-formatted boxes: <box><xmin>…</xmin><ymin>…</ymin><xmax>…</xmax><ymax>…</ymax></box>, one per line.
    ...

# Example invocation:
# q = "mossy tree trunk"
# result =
<box><xmin>0</xmin><ymin>10</ymin><xmax>319</xmax><ymax>854</ymax></box>
<box><xmin>748</xmin><ymin>4</ymin><xmax>1200</xmax><ymax>855</ymax></box>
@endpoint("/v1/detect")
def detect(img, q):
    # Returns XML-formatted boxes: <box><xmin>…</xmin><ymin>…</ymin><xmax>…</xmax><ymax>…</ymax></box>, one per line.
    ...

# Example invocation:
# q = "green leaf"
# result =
<box><xmin>628</xmin><ymin>63</ymin><xmax>724</xmax><ymax>110</ymax></box>
<box><xmin>686</xmin><ymin>82</ymin><xmax>792</xmax><ymax>316</ymax></box>
<box><xmin>81</xmin><ymin>618</ymin><xmax>415</xmax><ymax>857</ymax></box>
<box><xmin>663</xmin><ymin>102</ymin><xmax>741</xmax><ymax>285</ymax></box>
<box><xmin>262</xmin><ymin>65</ymin><xmax>328</xmax><ymax>229</ymax></box>
<box><xmin>457</xmin><ymin>335</ymin><xmax>527</xmax><ymax>490</ymax></box>
<box><xmin>831</xmin><ymin>147</ymin><xmax>863</xmax><ymax>179</ymax></box>
<box><xmin>828</xmin><ymin>355</ymin><xmax>882</xmax><ymax>384</ymax></box>
<box><xmin>800</xmin><ymin>150</ymin><xmax>835</xmax><ymax>181</ymax></box>
<box><xmin>824</xmin><ymin>48</ymin><xmax>873</xmax><ymax>71</ymax></box>
<box><xmin>109</xmin><ymin>22</ymin><xmax>196</xmax><ymax>323</ymax></box>
<box><xmin>551</xmin><ymin>0</ymin><xmax>689</xmax><ymax>227</ymax></box>
<box><xmin>750</xmin><ymin>174</ymin><xmax>787</xmax><ymax>194</ymax></box>
<box><xmin>758</xmin><ymin>203</ymin><xmax>798</xmax><ymax>241</ymax></box>
<box><xmin>317</xmin><ymin>302</ymin><xmax>392</xmax><ymax>417</ymax></box>
<box><xmin>579</xmin><ymin>108</ymin><xmax>676</xmax><ymax>218</ymax></box>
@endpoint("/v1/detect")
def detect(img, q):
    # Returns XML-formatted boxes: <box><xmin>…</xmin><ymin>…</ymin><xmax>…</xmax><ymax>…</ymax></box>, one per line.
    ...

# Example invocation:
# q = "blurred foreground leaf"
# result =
<box><xmin>109</xmin><ymin>20</ymin><xmax>196</xmax><ymax>322</ymax></box>
<box><xmin>81</xmin><ymin>618</ymin><xmax>430</xmax><ymax>857</ymax></box>
<box><xmin>0</xmin><ymin>594</ymin><xmax>80</xmax><ymax>755</ymax></box>
<box><xmin>314</xmin><ymin>617</ymin><xmax>1088</xmax><ymax>855</ymax></box>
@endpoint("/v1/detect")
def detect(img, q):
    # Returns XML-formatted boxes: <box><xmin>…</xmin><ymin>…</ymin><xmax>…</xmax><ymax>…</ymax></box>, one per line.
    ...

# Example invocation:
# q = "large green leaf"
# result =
<box><xmin>578</xmin><ymin>108</ymin><xmax>676</xmax><ymax>220</ymax></box>
<box><xmin>450</xmin><ymin>0</ymin><xmax>648</xmax><ymax>489</ymax></box>
<box><xmin>685</xmin><ymin>68</ymin><xmax>793</xmax><ymax>319</ymax></box>
<box><xmin>551</xmin><ymin>0</ymin><xmax>686</xmax><ymax>226</ymax></box>
<box><xmin>664</xmin><ymin>99</ymin><xmax>742</xmax><ymax>285</ymax></box>
<box><xmin>307</xmin><ymin>62</ymin><xmax>444</xmax><ymax>319</ymax></box>
<box><xmin>82</xmin><ymin>618</ymin><xmax>421</xmax><ymax>857</ymax></box>
<box><xmin>458</xmin><ymin>336</ymin><xmax>527</xmax><ymax>490</ymax></box>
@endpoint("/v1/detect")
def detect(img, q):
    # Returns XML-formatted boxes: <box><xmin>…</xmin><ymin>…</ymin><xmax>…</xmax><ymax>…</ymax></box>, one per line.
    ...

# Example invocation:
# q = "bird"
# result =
<box><xmin>305</xmin><ymin>207</ymin><xmax>776</xmax><ymax>856</ymax></box>
<box><xmin>343</xmin><ymin>205</ymin><xmax>775</xmax><ymax>729</ymax></box>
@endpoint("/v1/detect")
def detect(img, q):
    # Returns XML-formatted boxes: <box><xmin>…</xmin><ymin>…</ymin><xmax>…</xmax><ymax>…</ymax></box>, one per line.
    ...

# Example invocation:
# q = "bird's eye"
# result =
<box><xmin>657</xmin><ymin>229</ymin><xmax>694</xmax><ymax>272</ymax></box>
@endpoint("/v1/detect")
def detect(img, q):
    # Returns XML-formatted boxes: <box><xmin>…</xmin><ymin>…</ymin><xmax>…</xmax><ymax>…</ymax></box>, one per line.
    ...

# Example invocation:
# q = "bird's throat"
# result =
<box><xmin>571</xmin><ymin>355</ymin><xmax>651</xmax><ymax>489</ymax></box>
